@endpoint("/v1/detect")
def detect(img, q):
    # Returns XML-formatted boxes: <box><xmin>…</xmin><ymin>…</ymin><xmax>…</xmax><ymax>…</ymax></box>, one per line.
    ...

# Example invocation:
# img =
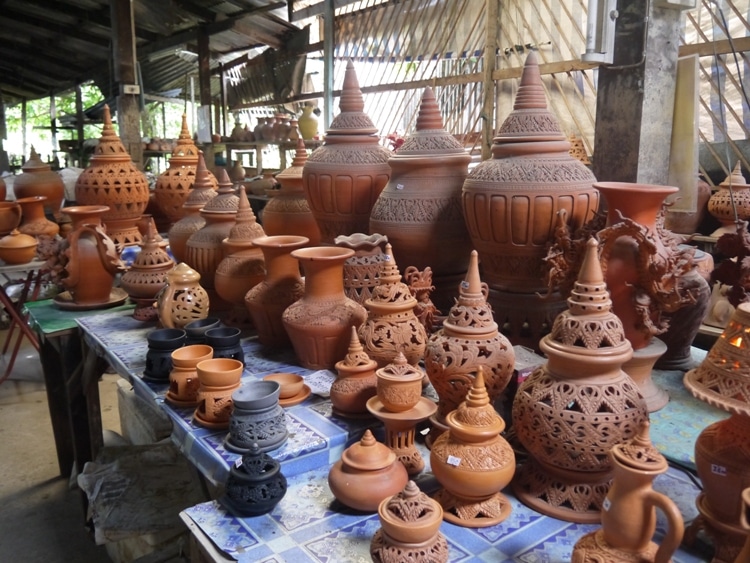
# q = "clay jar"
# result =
<box><xmin>376</xmin><ymin>352</ymin><xmax>424</xmax><ymax>413</ymax></box>
<box><xmin>166</xmin><ymin>344</ymin><xmax>213</xmax><ymax>407</ymax></box>
<box><xmin>222</xmin><ymin>443</ymin><xmax>287</xmax><ymax>517</ymax></box>
<box><xmin>225</xmin><ymin>380</ymin><xmax>288</xmax><ymax>453</ymax></box>
<box><xmin>302</xmin><ymin>60</ymin><xmax>391</xmax><ymax>243</ymax></box>
<box><xmin>328</xmin><ymin>429</ymin><xmax>409</xmax><ymax>512</ymax></box>
<box><xmin>16</xmin><ymin>195</ymin><xmax>60</xmax><ymax>238</ymax></box>
<box><xmin>13</xmin><ymin>146</ymin><xmax>65</xmax><ymax>218</ymax></box>
<box><xmin>193</xmin><ymin>357</ymin><xmax>243</xmax><ymax>429</ymax></box>
<box><xmin>707</xmin><ymin>161</ymin><xmax>750</xmax><ymax>237</ymax></box>
<box><xmin>331</xmin><ymin>326</ymin><xmax>378</xmax><ymax>417</ymax></box>
<box><xmin>335</xmin><ymin>232</ymin><xmax>388</xmax><ymax>305</ymax></box>
<box><xmin>156</xmin><ymin>263</ymin><xmax>210</xmax><ymax>329</ymax></box>
<box><xmin>144</xmin><ymin>328</ymin><xmax>186</xmax><ymax>381</ymax></box>
<box><xmin>0</xmin><ymin>230</ymin><xmax>38</xmax><ymax>264</ymax></box>
<box><xmin>282</xmin><ymin>246</ymin><xmax>367</xmax><ymax>370</ymax></box>
<box><xmin>244</xmin><ymin>235</ymin><xmax>308</xmax><ymax>348</ymax></box>
<box><xmin>298</xmin><ymin>104</ymin><xmax>319</xmax><ymax>140</ymax></box>
<box><xmin>0</xmin><ymin>202</ymin><xmax>22</xmax><ymax>235</ymax></box>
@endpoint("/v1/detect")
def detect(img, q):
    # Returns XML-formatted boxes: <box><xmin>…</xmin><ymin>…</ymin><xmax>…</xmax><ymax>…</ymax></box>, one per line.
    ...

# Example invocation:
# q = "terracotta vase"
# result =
<box><xmin>371</xmin><ymin>480</ymin><xmax>449</xmax><ymax>563</ymax></box>
<box><xmin>287</xmin><ymin>120</ymin><xmax>300</xmax><ymax>141</ymax></box>
<box><xmin>193</xmin><ymin>357</ymin><xmax>243</xmax><ymax>429</ymax></box>
<box><xmin>512</xmin><ymin>238</ymin><xmax>649</xmax><ymax>524</ymax></box>
<box><xmin>244</xmin><ymin>235</ymin><xmax>308</xmax><ymax>348</ymax></box>
<box><xmin>430</xmin><ymin>368</ymin><xmax>516</xmax><ymax>528</ymax></box>
<box><xmin>13</xmin><ymin>146</ymin><xmax>65</xmax><ymax>218</ymax></box>
<box><xmin>165</xmin><ymin>344</ymin><xmax>213</xmax><ymax>407</ymax></box>
<box><xmin>369</xmin><ymin>87</ymin><xmax>472</xmax><ymax>307</ymax></box>
<box><xmin>298</xmin><ymin>105</ymin><xmax>319</xmax><ymax>140</ymax></box>
<box><xmin>230</xmin><ymin>120</ymin><xmax>245</xmax><ymax>142</ymax></box>
<box><xmin>302</xmin><ymin>60</ymin><xmax>391</xmax><ymax>243</ymax></box>
<box><xmin>16</xmin><ymin>195</ymin><xmax>60</xmax><ymax>238</ymax></box>
<box><xmin>156</xmin><ymin>263</ymin><xmax>210</xmax><ymax>329</ymax></box>
<box><xmin>572</xmin><ymin>422</ymin><xmax>684</xmax><ymax>563</ymax></box>
<box><xmin>327</xmin><ymin>428</ymin><xmax>409</xmax><ymax>512</ymax></box>
<box><xmin>222</xmin><ymin>443</ymin><xmax>287</xmax><ymax>517</ymax></box>
<box><xmin>226</xmin><ymin>380</ymin><xmax>288</xmax><ymax>453</ymax></box>
<box><xmin>167</xmin><ymin>152</ymin><xmax>219</xmax><ymax>263</ymax></box>
<box><xmin>0</xmin><ymin>229</ymin><xmax>38</xmax><ymax>264</ymax></box>
<box><xmin>424</xmin><ymin>250</ymin><xmax>515</xmax><ymax>441</ymax></box>
<box><xmin>262</xmin><ymin>137</ymin><xmax>322</xmax><ymax>245</ymax></box>
<box><xmin>185</xmin><ymin>168</ymin><xmax>239</xmax><ymax>290</ymax></box>
<box><xmin>75</xmin><ymin>104</ymin><xmax>150</xmax><ymax>247</ymax></box>
<box><xmin>154</xmin><ymin>114</ymin><xmax>218</xmax><ymax>225</ymax></box>
<box><xmin>331</xmin><ymin>326</ymin><xmax>378</xmax><ymax>417</ymax></box>
<box><xmin>358</xmin><ymin>243</ymin><xmax>427</xmax><ymax>368</ymax></box>
<box><xmin>230</xmin><ymin>160</ymin><xmax>246</xmax><ymax>184</ymax></box>
<box><xmin>335</xmin><ymin>232</ymin><xmax>388</xmax><ymax>305</ymax></box>
<box><xmin>282</xmin><ymin>246</ymin><xmax>367</xmax><ymax>369</ymax></box>
<box><xmin>261</xmin><ymin>117</ymin><xmax>275</xmax><ymax>142</ymax></box>
<box><xmin>707</xmin><ymin>162</ymin><xmax>750</xmax><ymax>237</ymax></box>
<box><xmin>120</xmin><ymin>222</ymin><xmax>175</xmax><ymax>321</ymax></box>
<box><xmin>0</xmin><ymin>201</ymin><xmax>22</xmax><ymax>235</ymax></box>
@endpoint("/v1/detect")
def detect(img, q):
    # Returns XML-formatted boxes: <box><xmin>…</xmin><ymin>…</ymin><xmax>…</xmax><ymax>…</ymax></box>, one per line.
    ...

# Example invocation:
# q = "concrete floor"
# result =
<box><xmin>0</xmin><ymin>330</ymin><xmax>119</xmax><ymax>562</ymax></box>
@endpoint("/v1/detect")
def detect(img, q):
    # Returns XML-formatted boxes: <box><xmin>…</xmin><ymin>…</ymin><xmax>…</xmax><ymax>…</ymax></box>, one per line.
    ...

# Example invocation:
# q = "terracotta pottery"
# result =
<box><xmin>358</xmin><ymin>243</ymin><xmax>427</xmax><ymax>367</ymax></box>
<box><xmin>120</xmin><ymin>222</ymin><xmax>175</xmax><ymax>321</ymax></box>
<box><xmin>0</xmin><ymin>201</ymin><xmax>22</xmax><ymax>235</ymax></box>
<box><xmin>230</xmin><ymin>160</ymin><xmax>246</xmax><ymax>183</ymax></box>
<box><xmin>193</xmin><ymin>357</ymin><xmax>243</xmax><ymax>429</ymax></box>
<box><xmin>167</xmin><ymin>152</ymin><xmax>219</xmax><ymax>263</ymax></box>
<box><xmin>736</xmin><ymin>488</ymin><xmax>750</xmax><ymax>563</ymax></box>
<box><xmin>0</xmin><ymin>229</ymin><xmax>38</xmax><ymax>264</ymax></box>
<box><xmin>223</xmin><ymin>443</ymin><xmax>287</xmax><ymax>516</ymax></box>
<box><xmin>262</xmin><ymin>137</ymin><xmax>322</xmax><ymax>245</ymax></box>
<box><xmin>572</xmin><ymin>422</ymin><xmax>684</xmax><ymax>563</ymax></box>
<box><xmin>287</xmin><ymin>120</ymin><xmax>300</xmax><ymax>141</ymax></box>
<box><xmin>369</xmin><ymin>87</ymin><xmax>472</xmax><ymax>307</ymax></box>
<box><xmin>75</xmin><ymin>104</ymin><xmax>150</xmax><ymax>247</ymax></box>
<box><xmin>707</xmin><ymin>162</ymin><xmax>750</xmax><ymax>237</ymax></box>
<box><xmin>261</xmin><ymin>117</ymin><xmax>275</xmax><ymax>142</ymax></box>
<box><xmin>184</xmin><ymin>316</ymin><xmax>221</xmax><ymax>345</ymax></box>
<box><xmin>335</xmin><ymin>232</ymin><xmax>388</xmax><ymax>305</ymax></box>
<box><xmin>430</xmin><ymin>368</ymin><xmax>515</xmax><ymax>528</ymax></box>
<box><xmin>205</xmin><ymin>326</ymin><xmax>244</xmax><ymax>366</ymax></box>
<box><xmin>512</xmin><ymin>238</ymin><xmax>648</xmax><ymax>524</ymax></box>
<box><xmin>13</xmin><ymin>146</ymin><xmax>65</xmax><ymax>218</ymax></box>
<box><xmin>154</xmin><ymin>114</ymin><xmax>218</xmax><ymax>224</ymax></box>
<box><xmin>327</xmin><ymin>428</ymin><xmax>409</xmax><ymax>512</ymax></box>
<box><xmin>375</xmin><ymin>351</ymin><xmax>424</xmax><ymax>413</ymax></box>
<box><xmin>331</xmin><ymin>326</ymin><xmax>378</xmax><ymax>417</ymax></box>
<box><xmin>166</xmin><ymin>344</ymin><xmax>213</xmax><ymax>407</ymax></box>
<box><xmin>229</xmin><ymin>119</ymin><xmax>245</xmax><ymax>142</ymax></box>
<box><xmin>263</xmin><ymin>373</ymin><xmax>304</xmax><ymax>400</ymax></box>
<box><xmin>225</xmin><ymin>380</ymin><xmax>288</xmax><ymax>453</ymax></box>
<box><xmin>683</xmin><ymin>302</ymin><xmax>750</xmax><ymax>561</ymax></box>
<box><xmin>371</xmin><ymin>480</ymin><xmax>449</xmax><ymax>563</ymax></box>
<box><xmin>244</xmin><ymin>235</ymin><xmax>308</xmax><ymax>348</ymax></box>
<box><xmin>302</xmin><ymin>60</ymin><xmax>391</xmax><ymax>243</ymax></box>
<box><xmin>424</xmin><ymin>250</ymin><xmax>515</xmax><ymax>441</ymax></box>
<box><xmin>298</xmin><ymin>104</ymin><xmax>319</xmax><ymax>140</ymax></box>
<box><xmin>282</xmin><ymin>246</ymin><xmax>367</xmax><ymax>370</ymax></box>
<box><xmin>404</xmin><ymin>266</ymin><xmax>440</xmax><ymax>334</ymax></box>
<box><xmin>143</xmin><ymin>328</ymin><xmax>186</xmax><ymax>381</ymax></box>
<box><xmin>156</xmin><ymin>263</ymin><xmax>210</xmax><ymax>329</ymax></box>
<box><xmin>0</xmin><ymin>175</ymin><xmax>5</xmax><ymax>201</ymax></box>
<box><xmin>16</xmin><ymin>195</ymin><xmax>60</xmax><ymax>238</ymax></box>
<box><xmin>185</xmin><ymin>168</ymin><xmax>239</xmax><ymax>290</ymax></box>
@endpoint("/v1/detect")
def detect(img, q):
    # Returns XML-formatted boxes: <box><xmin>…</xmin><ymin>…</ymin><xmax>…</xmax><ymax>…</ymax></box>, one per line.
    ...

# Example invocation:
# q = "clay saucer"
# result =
<box><xmin>366</xmin><ymin>396</ymin><xmax>437</xmax><ymax>428</ymax></box>
<box><xmin>53</xmin><ymin>287</ymin><xmax>128</xmax><ymax>311</ymax></box>
<box><xmin>278</xmin><ymin>384</ymin><xmax>311</xmax><ymax>407</ymax></box>
<box><xmin>192</xmin><ymin>409</ymin><xmax>230</xmax><ymax>430</ymax></box>
<box><xmin>164</xmin><ymin>392</ymin><xmax>199</xmax><ymax>409</ymax></box>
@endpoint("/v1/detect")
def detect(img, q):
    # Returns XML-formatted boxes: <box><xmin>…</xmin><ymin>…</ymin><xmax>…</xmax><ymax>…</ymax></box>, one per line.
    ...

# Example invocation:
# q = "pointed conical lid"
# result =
<box><xmin>447</xmin><ymin>367</ymin><xmax>506</xmax><ymax>437</ymax></box>
<box><xmin>169</xmin><ymin>114</ymin><xmax>200</xmax><ymax>161</ymax></box>
<box><xmin>336</xmin><ymin>326</ymin><xmax>377</xmax><ymax>370</ymax></box>
<box><xmin>366</xmin><ymin>244</ymin><xmax>417</xmax><ymax>308</ymax></box>
<box><xmin>202</xmin><ymin>168</ymin><xmax>238</xmax><ymax>214</ymax></box>
<box><xmin>92</xmin><ymin>105</ymin><xmax>132</xmax><ymax>161</ymax></box>
<box><xmin>341</xmin><ymin>429</ymin><xmax>396</xmax><ymax>471</ymax></box>
<box><xmin>276</xmin><ymin>137</ymin><xmax>308</xmax><ymax>184</ymax></box>
<box><xmin>611</xmin><ymin>421</ymin><xmax>667</xmax><ymax>472</ymax></box>
<box><xmin>720</xmin><ymin>161</ymin><xmax>747</xmax><ymax>188</ymax></box>
<box><xmin>183</xmin><ymin>152</ymin><xmax>219</xmax><ymax>209</ymax></box>
<box><xmin>495</xmin><ymin>51</ymin><xmax>565</xmax><ymax>143</ymax></box>
<box><xmin>376</xmin><ymin>351</ymin><xmax>423</xmax><ymax>383</ymax></box>
<box><xmin>21</xmin><ymin>146</ymin><xmax>51</xmax><ymax>172</ymax></box>
<box><xmin>128</xmin><ymin>221</ymin><xmax>174</xmax><ymax>271</ymax></box>
<box><xmin>383</xmin><ymin>480</ymin><xmax>440</xmax><ymax>523</ymax></box>
<box><xmin>225</xmin><ymin>187</ymin><xmax>265</xmax><ymax>243</ymax></box>
<box><xmin>443</xmin><ymin>250</ymin><xmax>498</xmax><ymax>336</ymax></box>
<box><xmin>396</xmin><ymin>87</ymin><xmax>467</xmax><ymax>156</ymax></box>
<box><xmin>327</xmin><ymin>60</ymin><xmax>378</xmax><ymax>135</ymax></box>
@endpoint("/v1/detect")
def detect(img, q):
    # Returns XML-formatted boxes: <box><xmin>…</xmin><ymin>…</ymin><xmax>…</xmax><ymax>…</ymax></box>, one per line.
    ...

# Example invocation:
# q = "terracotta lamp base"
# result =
<box><xmin>486</xmin><ymin>288</ymin><xmax>566</xmax><ymax>352</ymax></box>
<box><xmin>622</xmin><ymin>337</ymin><xmax>668</xmax><ymax>413</ymax></box>
<box><xmin>370</xmin><ymin>529</ymin><xmax>449</xmax><ymax>563</ymax></box>
<box><xmin>684</xmin><ymin>493</ymin><xmax>745</xmax><ymax>563</ymax></box>
<box><xmin>433</xmin><ymin>488</ymin><xmax>511</xmax><ymax>528</ymax></box>
<box><xmin>130</xmin><ymin>297</ymin><xmax>159</xmax><ymax>322</ymax></box>
<box><xmin>572</xmin><ymin>529</ymin><xmax>659</xmax><ymax>563</ymax></box>
<box><xmin>512</xmin><ymin>458</ymin><xmax>610</xmax><ymax>524</ymax></box>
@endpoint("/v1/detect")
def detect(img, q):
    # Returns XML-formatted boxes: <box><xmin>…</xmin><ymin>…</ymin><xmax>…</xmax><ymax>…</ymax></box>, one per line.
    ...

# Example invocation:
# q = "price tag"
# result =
<box><xmin>602</xmin><ymin>497</ymin><xmax>611</xmax><ymax>511</ymax></box>
<box><xmin>460</xmin><ymin>281</ymin><xmax>470</xmax><ymax>290</ymax></box>
<box><xmin>447</xmin><ymin>455</ymin><xmax>461</xmax><ymax>467</ymax></box>
<box><xmin>234</xmin><ymin>458</ymin><xmax>243</xmax><ymax>468</ymax></box>
<box><xmin>420</xmin><ymin>427</ymin><xmax>430</xmax><ymax>436</ymax></box>
<box><xmin>396</xmin><ymin>184</ymin><xmax>404</xmax><ymax>190</ymax></box>
<box><xmin>384</xmin><ymin>254</ymin><xmax>392</xmax><ymax>261</ymax></box>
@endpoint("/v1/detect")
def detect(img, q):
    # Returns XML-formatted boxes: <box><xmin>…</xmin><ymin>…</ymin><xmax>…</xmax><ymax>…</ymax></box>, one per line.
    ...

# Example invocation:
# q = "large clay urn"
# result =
<box><xmin>358</xmin><ymin>243</ymin><xmax>427</xmax><ymax>368</ymax></box>
<box><xmin>167</xmin><ymin>152</ymin><xmax>218</xmax><ymax>263</ymax></box>
<box><xmin>369</xmin><ymin>87</ymin><xmax>471</xmax><ymax>309</ymax></box>
<box><xmin>512</xmin><ymin>238</ymin><xmax>648</xmax><ymax>524</ymax></box>
<box><xmin>572</xmin><ymin>422</ymin><xmax>684</xmax><ymax>563</ymax></box>
<box><xmin>282</xmin><ymin>246</ymin><xmax>367</xmax><ymax>369</ymax></box>
<box><xmin>244</xmin><ymin>235</ymin><xmax>308</xmax><ymax>348</ymax></box>
<box><xmin>16</xmin><ymin>195</ymin><xmax>60</xmax><ymax>239</ymax></box>
<box><xmin>262</xmin><ymin>137</ymin><xmax>321</xmax><ymax>245</ymax></box>
<box><xmin>75</xmin><ymin>105</ymin><xmax>150</xmax><ymax>247</ymax></box>
<box><xmin>13</xmin><ymin>146</ymin><xmax>65</xmax><ymax>218</ymax></box>
<box><xmin>154</xmin><ymin>114</ymin><xmax>218</xmax><ymax>224</ymax></box>
<box><xmin>302</xmin><ymin>60</ymin><xmax>391</xmax><ymax>243</ymax></box>
<box><xmin>707</xmin><ymin>161</ymin><xmax>750</xmax><ymax>237</ymax></box>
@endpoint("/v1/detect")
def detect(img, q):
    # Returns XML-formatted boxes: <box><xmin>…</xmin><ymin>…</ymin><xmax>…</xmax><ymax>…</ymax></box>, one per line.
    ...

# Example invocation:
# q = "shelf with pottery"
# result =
<box><xmin>209</xmin><ymin>139</ymin><xmax>323</xmax><ymax>176</ymax></box>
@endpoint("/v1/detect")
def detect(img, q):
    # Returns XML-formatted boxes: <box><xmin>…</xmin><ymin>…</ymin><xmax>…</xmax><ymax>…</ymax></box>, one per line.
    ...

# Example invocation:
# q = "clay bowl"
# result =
<box><xmin>0</xmin><ymin>230</ymin><xmax>38</xmax><ymax>264</ymax></box>
<box><xmin>196</xmin><ymin>358</ymin><xmax>244</xmax><ymax>388</ymax></box>
<box><xmin>263</xmin><ymin>373</ymin><xmax>304</xmax><ymax>399</ymax></box>
<box><xmin>232</xmin><ymin>380</ymin><xmax>281</xmax><ymax>410</ymax></box>
<box><xmin>171</xmin><ymin>344</ymin><xmax>213</xmax><ymax>368</ymax></box>
<box><xmin>184</xmin><ymin>317</ymin><xmax>222</xmax><ymax>344</ymax></box>
<box><xmin>147</xmin><ymin>328</ymin><xmax>187</xmax><ymax>350</ymax></box>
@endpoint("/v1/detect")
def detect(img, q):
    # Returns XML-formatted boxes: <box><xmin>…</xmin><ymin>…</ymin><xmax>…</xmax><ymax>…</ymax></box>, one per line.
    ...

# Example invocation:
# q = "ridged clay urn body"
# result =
<box><xmin>13</xmin><ymin>146</ymin><xmax>65</xmax><ymax>218</ymax></box>
<box><xmin>461</xmin><ymin>51</ymin><xmax>599</xmax><ymax>294</ymax></box>
<box><xmin>75</xmin><ymin>105</ymin><xmax>150</xmax><ymax>247</ymax></box>
<box><xmin>302</xmin><ymin>60</ymin><xmax>391</xmax><ymax>243</ymax></box>
<box><xmin>156</xmin><ymin>262</ymin><xmax>210</xmax><ymax>329</ymax></box>
<box><xmin>155</xmin><ymin>114</ymin><xmax>218</xmax><ymax>224</ymax></box>
<box><xmin>331</xmin><ymin>326</ymin><xmax>378</xmax><ymax>417</ymax></box>
<box><xmin>707</xmin><ymin>161</ymin><xmax>750</xmax><ymax>237</ymax></box>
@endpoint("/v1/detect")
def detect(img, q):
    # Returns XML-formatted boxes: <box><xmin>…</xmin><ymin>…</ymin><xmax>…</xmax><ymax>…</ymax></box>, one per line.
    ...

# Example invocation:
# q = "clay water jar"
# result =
<box><xmin>166</xmin><ymin>344</ymin><xmax>213</xmax><ymax>407</ymax></box>
<box><xmin>0</xmin><ymin>202</ymin><xmax>22</xmax><ymax>235</ymax></box>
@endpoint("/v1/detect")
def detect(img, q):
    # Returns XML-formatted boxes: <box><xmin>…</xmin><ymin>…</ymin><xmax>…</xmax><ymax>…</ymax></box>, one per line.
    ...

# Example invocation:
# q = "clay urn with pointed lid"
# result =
<box><xmin>13</xmin><ymin>146</ymin><xmax>65</xmax><ymax>218</ymax></box>
<box><xmin>302</xmin><ymin>60</ymin><xmax>391</xmax><ymax>243</ymax></box>
<box><xmin>328</xmin><ymin>428</ymin><xmax>409</xmax><ymax>512</ymax></box>
<box><xmin>370</xmin><ymin>86</ymin><xmax>472</xmax><ymax>306</ymax></box>
<box><xmin>512</xmin><ymin>238</ymin><xmax>648</xmax><ymax>524</ymax></box>
<box><xmin>708</xmin><ymin>161</ymin><xmax>750</xmax><ymax>237</ymax></box>
<box><xmin>262</xmin><ymin>136</ymin><xmax>321</xmax><ymax>245</ymax></box>
<box><xmin>155</xmin><ymin>113</ymin><xmax>218</xmax><ymax>224</ymax></box>
<box><xmin>331</xmin><ymin>326</ymin><xmax>378</xmax><ymax>417</ymax></box>
<box><xmin>75</xmin><ymin>104</ymin><xmax>150</xmax><ymax>247</ymax></box>
<box><xmin>167</xmin><ymin>151</ymin><xmax>219</xmax><ymax>263</ymax></box>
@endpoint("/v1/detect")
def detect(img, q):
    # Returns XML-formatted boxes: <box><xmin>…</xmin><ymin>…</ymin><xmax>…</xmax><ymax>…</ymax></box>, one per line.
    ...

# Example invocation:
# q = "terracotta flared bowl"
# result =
<box><xmin>263</xmin><ymin>373</ymin><xmax>304</xmax><ymax>399</ymax></box>
<box><xmin>196</xmin><ymin>358</ymin><xmax>244</xmax><ymax>387</ymax></box>
<box><xmin>232</xmin><ymin>380</ymin><xmax>281</xmax><ymax>410</ymax></box>
<box><xmin>172</xmin><ymin>344</ymin><xmax>213</xmax><ymax>368</ymax></box>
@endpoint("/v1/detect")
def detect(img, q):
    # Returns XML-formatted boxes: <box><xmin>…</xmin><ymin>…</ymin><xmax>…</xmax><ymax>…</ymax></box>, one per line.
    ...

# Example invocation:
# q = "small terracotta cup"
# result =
<box><xmin>263</xmin><ymin>373</ymin><xmax>304</xmax><ymax>399</ymax></box>
<box><xmin>166</xmin><ymin>344</ymin><xmax>213</xmax><ymax>407</ymax></box>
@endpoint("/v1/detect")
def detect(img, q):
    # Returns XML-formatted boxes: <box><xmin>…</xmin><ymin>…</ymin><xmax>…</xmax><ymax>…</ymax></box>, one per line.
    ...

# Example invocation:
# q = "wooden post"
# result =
<box><xmin>323</xmin><ymin>0</ymin><xmax>335</xmax><ymax>130</ymax></box>
<box><xmin>482</xmin><ymin>0</ymin><xmax>499</xmax><ymax>160</ymax></box>
<box><xmin>198</xmin><ymin>25</ymin><xmax>213</xmax><ymax>141</ymax></box>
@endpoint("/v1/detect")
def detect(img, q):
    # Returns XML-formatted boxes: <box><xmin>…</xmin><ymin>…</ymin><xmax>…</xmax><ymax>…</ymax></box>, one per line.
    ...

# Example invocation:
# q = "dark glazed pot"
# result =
<box><xmin>144</xmin><ymin>328</ymin><xmax>186</xmax><ymax>380</ymax></box>
<box><xmin>184</xmin><ymin>316</ymin><xmax>222</xmax><ymax>345</ymax></box>
<box><xmin>205</xmin><ymin>326</ymin><xmax>244</xmax><ymax>366</ymax></box>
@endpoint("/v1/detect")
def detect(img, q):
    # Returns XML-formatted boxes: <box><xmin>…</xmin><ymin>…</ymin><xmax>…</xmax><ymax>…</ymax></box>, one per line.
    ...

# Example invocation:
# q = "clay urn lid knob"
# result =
<box><xmin>94</xmin><ymin>105</ymin><xmax>130</xmax><ymax>160</ymax></box>
<box><xmin>382</xmin><ymin>480</ymin><xmax>440</xmax><ymax>523</ymax></box>
<box><xmin>225</xmin><ymin>186</ymin><xmax>265</xmax><ymax>244</ymax></box>
<box><xmin>611</xmin><ymin>421</ymin><xmax>667</xmax><ymax>472</ymax></box>
<box><xmin>171</xmin><ymin>113</ymin><xmax>199</xmax><ymax>159</ymax></box>
<box><xmin>341</xmin><ymin>429</ymin><xmax>396</xmax><ymax>471</ymax></box>
<box><xmin>443</xmin><ymin>250</ymin><xmax>497</xmax><ymax>335</ymax></box>
<box><xmin>376</xmin><ymin>351</ymin><xmax>423</xmax><ymax>383</ymax></box>
<box><xmin>336</xmin><ymin>326</ymin><xmax>377</xmax><ymax>370</ymax></box>
<box><xmin>446</xmin><ymin>367</ymin><xmax>505</xmax><ymax>440</ymax></box>
<box><xmin>22</xmin><ymin>146</ymin><xmax>50</xmax><ymax>172</ymax></box>
<box><xmin>277</xmin><ymin>137</ymin><xmax>309</xmax><ymax>182</ymax></box>
<box><xmin>721</xmin><ymin>161</ymin><xmax>747</xmax><ymax>188</ymax></box>
<box><xmin>327</xmin><ymin>60</ymin><xmax>378</xmax><ymax>135</ymax></box>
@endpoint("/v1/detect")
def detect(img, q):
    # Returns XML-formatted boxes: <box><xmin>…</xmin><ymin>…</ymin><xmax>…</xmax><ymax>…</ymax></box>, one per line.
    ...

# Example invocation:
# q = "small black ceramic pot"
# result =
<box><xmin>144</xmin><ymin>328</ymin><xmax>186</xmax><ymax>381</ymax></box>
<box><xmin>205</xmin><ymin>326</ymin><xmax>244</xmax><ymax>366</ymax></box>
<box><xmin>222</xmin><ymin>443</ymin><xmax>287</xmax><ymax>517</ymax></box>
<box><xmin>184</xmin><ymin>317</ymin><xmax>222</xmax><ymax>345</ymax></box>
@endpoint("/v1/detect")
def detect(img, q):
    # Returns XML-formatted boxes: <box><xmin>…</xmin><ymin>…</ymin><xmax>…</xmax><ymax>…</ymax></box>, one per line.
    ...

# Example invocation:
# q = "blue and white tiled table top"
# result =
<box><xmin>76</xmin><ymin>309</ymin><xmax>726</xmax><ymax>562</ymax></box>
